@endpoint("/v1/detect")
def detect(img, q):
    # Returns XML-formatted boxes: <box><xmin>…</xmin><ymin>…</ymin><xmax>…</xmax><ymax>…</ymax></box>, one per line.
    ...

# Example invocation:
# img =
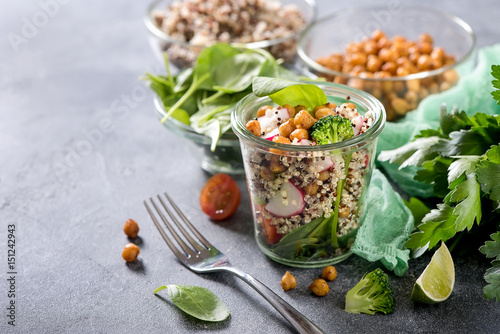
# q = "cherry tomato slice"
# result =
<box><xmin>200</xmin><ymin>173</ymin><xmax>241</xmax><ymax>220</ymax></box>
<box><xmin>262</xmin><ymin>216</ymin><xmax>282</xmax><ymax>245</ymax></box>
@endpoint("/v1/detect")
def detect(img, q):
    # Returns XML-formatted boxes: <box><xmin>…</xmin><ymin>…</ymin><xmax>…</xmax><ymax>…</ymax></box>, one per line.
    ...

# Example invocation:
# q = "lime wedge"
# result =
<box><xmin>411</xmin><ymin>242</ymin><xmax>455</xmax><ymax>304</ymax></box>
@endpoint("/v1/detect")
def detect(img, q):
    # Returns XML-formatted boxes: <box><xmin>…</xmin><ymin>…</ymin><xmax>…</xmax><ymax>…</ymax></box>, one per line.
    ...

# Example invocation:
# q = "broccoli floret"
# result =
<box><xmin>345</xmin><ymin>268</ymin><xmax>395</xmax><ymax>315</ymax></box>
<box><xmin>310</xmin><ymin>115</ymin><xmax>354</xmax><ymax>145</ymax></box>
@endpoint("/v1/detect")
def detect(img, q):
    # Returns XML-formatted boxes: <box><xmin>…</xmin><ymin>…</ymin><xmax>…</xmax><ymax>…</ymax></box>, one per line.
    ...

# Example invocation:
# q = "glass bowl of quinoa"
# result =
<box><xmin>297</xmin><ymin>6</ymin><xmax>476</xmax><ymax>121</ymax></box>
<box><xmin>145</xmin><ymin>0</ymin><xmax>317</xmax><ymax>70</ymax></box>
<box><xmin>231</xmin><ymin>81</ymin><xmax>385</xmax><ymax>267</ymax></box>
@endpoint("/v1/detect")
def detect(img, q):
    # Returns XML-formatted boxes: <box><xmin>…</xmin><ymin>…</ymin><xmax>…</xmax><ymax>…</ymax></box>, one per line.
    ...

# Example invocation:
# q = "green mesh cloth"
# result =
<box><xmin>351</xmin><ymin>169</ymin><xmax>413</xmax><ymax>276</ymax></box>
<box><xmin>351</xmin><ymin>44</ymin><xmax>500</xmax><ymax>275</ymax></box>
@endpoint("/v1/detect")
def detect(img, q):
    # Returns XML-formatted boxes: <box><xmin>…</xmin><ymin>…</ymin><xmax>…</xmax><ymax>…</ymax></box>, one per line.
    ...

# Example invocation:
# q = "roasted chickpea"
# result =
<box><xmin>270</xmin><ymin>155</ymin><xmax>286</xmax><ymax>174</ymax></box>
<box><xmin>363</xmin><ymin>39</ymin><xmax>378</xmax><ymax>55</ymax></box>
<box><xmin>123</xmin><ymin>219</ymin><xmax>139</xmax><ymax>238</ymax></box>
<box><xmin>417</xmin><ymin>54</ymin><xmax>433</xmax><ymax>70</ymax></box>
<box><xmin>339</xmin><ymin>206</ymin><xmax>350</xmax><ymax>218</ymax></box>
<box><xmin>381</xmin><ymin>61</ymin><xmax>397</xmax><ymax>75</ymax></box>
<box><xmin>346</xmin><ymin>52</ymin><xmax>367</xmax><ymax>66</ymax></box>
<box><xmin>419</xmin><ymin>33</ymin><xmax>433</xmax><ymax>45</ymax></box>
<box><xmin>418</xmin><ymin>41</ymin><xmax>433</xmax><ymax>54</ymax></box>
<box><xmin>303</xmin><ymin>182</ymin><xmax>319</xmax><ymax>196</ymax></box>
<box><xmin>371</xmin><ymin>29</ymin><xmax>386</xmax><ymax>41</ymax></box>
<box><xmin>321</xmin><ymin>266</ymin><xmax>338</xmax><ymax>281</ymax></box>
<box><xmin>391</xmin><ymin>97</ymin><xmax>409</xmax><ymax>115</ymax></box>
<box><xmin>278</xmin><ymin>119</ymin><xmax>295</xmax><ymax>138</ymax></box>
<box><xmin>245</xmin><ymin>120</ymin><xmax>261</xmax><ymax>136</ymax></box>
<box><xmin>257</xmin><ymin>105</ymin><xmax>273</xmax><ymax>117</ymax></box>
<box><xmin>308</xmin><ymin>278</ymin><xmax>329</xmax><ymax>296</ymax></box>
<box><xmin>281</xmin><ymin>271</ymin><xmax>297</xmax><ymax>291</ymax></box>
<box><xmin>122</xmin><ymin>243</ymin><xmax>140</xmax><ymax>262</ymax></box>
<box><xmin>366</xmin><ymin>55</ymin><xmax>382</xmax><ymax>72</ymax></box>
<box><xmin>290</xmin><ymin>128</ymin><xmax>309</xmax><ymax>142</ymax></box>
<box><xmin>294</xmin><ymin>110</ymin><xmax>316</xmax><ymax>129</ymax></box>
<box><xmin>325</xmin><ymin>102</ymin><xmax>338</xmax><ymax>110</ymax></box>
<box><xmin>318</xmin><ymin>170</ymin><xmax>331</xmax><ymax>181</ymax></box>
<box><xmin>314</xmin><ymin>107</ymin><xmax>334</xmax><ymax>119</ymax></box>
<box><xmin>272</xmin><ymin>136</ymin><xmax>291</xmax><ymax>145</ymax></box>
<box><xmin>340</xmin><ymin>102</ymin><xmax>357</xmax><ymax>110</ymax></box>
<box><xmin>443</xmin><ymin>69</ymin><xmax>459</xmax><ymax>83</ymax></box>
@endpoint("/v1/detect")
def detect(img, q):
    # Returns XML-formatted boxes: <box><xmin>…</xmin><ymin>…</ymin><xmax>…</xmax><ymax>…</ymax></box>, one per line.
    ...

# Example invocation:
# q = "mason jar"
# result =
<box><xmin>231</xmin><ymin>82</ymin><xmax>385</xmax><ymax>267</ymax></box>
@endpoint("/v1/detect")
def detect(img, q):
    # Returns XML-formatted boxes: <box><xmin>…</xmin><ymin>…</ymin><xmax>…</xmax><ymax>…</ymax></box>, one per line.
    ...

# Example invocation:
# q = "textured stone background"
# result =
<box><xmin>1</xmin><ymin>0</ymin><xmax>499</xmax><ymax>333</ymax></box>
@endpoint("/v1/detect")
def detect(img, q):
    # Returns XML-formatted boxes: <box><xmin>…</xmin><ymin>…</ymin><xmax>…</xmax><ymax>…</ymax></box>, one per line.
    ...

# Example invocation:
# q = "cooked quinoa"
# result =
<box><xmin>152</xmin><ymin>0</ymin><xmax>306</xmax><ymax>66</ymax></box>
<box><xmin>245</xmin><ymin>103</ymin><xmax>374</xmax><ymax>241</ymax></box>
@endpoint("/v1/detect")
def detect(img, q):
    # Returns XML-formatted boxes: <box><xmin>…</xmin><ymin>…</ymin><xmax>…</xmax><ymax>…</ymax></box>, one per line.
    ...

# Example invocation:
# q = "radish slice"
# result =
<box><xmin>313</xmin><ymin>156</ymin><xmax>334</xmax><ymax>172</ymax></box>
<box><xmin>264</xmin><ymin>181</ymin><xmax>305</xmax><ymax>218</ymax></box>
<box><xmin>264</xmin><ymin>128</ymin><xmax>280</xmax><ymax>141</ymax></box>
<box><xmin>298</xmin><ymin>139</ymin><xmax>314</xmax><ymax>146</ymax></box>
<box><xmin>258</xmin><ymin>107</ymin><xmax>290</xmax><ymax>136</ymax></box>
<box><xmin>352</xmin><ymin>115</ymin><xmax>364</xmax><ymax>136</ymax></box>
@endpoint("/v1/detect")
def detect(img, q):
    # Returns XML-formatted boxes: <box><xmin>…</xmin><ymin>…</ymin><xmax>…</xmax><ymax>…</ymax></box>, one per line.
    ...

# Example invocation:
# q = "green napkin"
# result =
<box><xmin>377</xmin><ymin>44</ymin><xmax>500</xmax><ymax>197</ymax></box>
<box><xmin>351</xmin><ymin>169</ymin><xmax>414</xmax><ymax>276</ymax></box>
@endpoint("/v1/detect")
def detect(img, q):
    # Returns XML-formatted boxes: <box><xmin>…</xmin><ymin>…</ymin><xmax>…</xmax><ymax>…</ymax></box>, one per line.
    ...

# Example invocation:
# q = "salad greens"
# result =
<box><xmin>378</xmin><ymin>65</ymin><xmax>500</xmax><ymax>301</ymax></box>
<box><xmin>154</xmin><ymin>284</ymin><xmax>230</xmax><ymax>322</ymax></box>
<box><xmin>252</xmin><ymin>77</ymin><xmax>327</xmax><ymax>112</ymax></box>
<box><xmin>144</xmin><ymin>44</ymin><xmax>299</xmax><ymax>150</ymax></box>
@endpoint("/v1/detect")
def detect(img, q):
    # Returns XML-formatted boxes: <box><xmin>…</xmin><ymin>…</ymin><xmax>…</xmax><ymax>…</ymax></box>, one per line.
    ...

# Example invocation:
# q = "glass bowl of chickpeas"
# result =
<box><xmin>297</xmin><ymin>6</ymin><xmax>476</xmax><ymax>121</ymax></box>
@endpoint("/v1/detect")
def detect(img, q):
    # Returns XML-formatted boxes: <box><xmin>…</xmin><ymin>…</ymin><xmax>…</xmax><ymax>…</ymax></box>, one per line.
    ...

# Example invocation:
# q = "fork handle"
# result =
<box><xmin>225</xmin><ymin>267</ymin><xmax>326</xmax><ymax>334</ymax></box>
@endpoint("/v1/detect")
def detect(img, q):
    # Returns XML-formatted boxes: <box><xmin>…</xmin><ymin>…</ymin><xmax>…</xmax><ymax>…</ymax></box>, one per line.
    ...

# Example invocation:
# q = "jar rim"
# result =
<box><xmin>231</xmin><ymin>81</ymin><xmax>386</xmax><ymax>152</ymax></box>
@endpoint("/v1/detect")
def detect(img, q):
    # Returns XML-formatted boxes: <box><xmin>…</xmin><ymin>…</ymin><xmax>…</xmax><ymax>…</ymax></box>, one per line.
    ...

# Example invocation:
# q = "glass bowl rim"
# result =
<box><xmin>145</xmin><ymin>0</ymin><xmax>318</xmax><ymax>50</ymax></box>
<box><xmin>231</xmin><ymin>81</ymin><xmax>386</xmax><ymax>153</ymax></box>
<box><xmin>153</xmin><ymin>96</ymin><xmax>240</xmax><ymax>146</ymax></box>
<box><xmin>297</xmin><ymin>5</ymin><xmax>476</xmax><ymax>82</ymax></box>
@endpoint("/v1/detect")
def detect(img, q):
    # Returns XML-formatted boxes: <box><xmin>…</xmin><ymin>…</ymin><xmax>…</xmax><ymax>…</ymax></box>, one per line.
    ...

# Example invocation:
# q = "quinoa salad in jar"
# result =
<box><xmin>232</xmin><ymin>78</ymin><xmax>385</xmax><ymax>267</ymax></box>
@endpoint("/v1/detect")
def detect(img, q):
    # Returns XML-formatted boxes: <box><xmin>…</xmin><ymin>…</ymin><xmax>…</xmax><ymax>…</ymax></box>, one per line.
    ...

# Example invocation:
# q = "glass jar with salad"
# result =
<box><xmin>231</xmin><ymin>78</ymin><xmax>385</xmax><ymax>267</ymax></box>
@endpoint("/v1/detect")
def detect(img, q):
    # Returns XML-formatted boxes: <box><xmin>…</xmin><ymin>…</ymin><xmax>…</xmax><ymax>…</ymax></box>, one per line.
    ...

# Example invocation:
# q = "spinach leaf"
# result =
<box><xmin>154</xmin><ymin>284</ymin><xmax>230</xmax><ymax>322</ymax></box>
<box><xmin>144</xmin><ymin>44</ymin><xmax>300</xmax><ymax>150</ymax></box>
<box><xmin>252</xmin><ymin>77</ymin><xmax>327</xmax><ymax>112</ymax></box>
<box><xmin>212</xmin><ymin>52</ymin><xmax>265</xmax><ymax>93</ymax></box>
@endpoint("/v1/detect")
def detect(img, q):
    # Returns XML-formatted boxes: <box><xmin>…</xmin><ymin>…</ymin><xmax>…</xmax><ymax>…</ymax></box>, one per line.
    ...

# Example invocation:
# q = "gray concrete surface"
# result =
<box><xmin>1</xmin><ymin>0</ymin><xmax>499</xmax><ymax>333</ymax></box>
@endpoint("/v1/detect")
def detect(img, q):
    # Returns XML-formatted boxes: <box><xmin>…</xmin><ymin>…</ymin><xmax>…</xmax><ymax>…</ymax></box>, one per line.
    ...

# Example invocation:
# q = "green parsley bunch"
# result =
<box><xmin>379</xmin><ymin>65</ymin><xmax>500</xmax><ymax>301</ymax></box>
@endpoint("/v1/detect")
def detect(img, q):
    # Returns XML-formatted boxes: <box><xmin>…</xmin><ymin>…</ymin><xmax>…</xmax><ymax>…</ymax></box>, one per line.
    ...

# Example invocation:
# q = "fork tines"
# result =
<box><xmin>144</xmin><ymin>193</ymin><xmax>212</xmax><ymax>259</ymax></box>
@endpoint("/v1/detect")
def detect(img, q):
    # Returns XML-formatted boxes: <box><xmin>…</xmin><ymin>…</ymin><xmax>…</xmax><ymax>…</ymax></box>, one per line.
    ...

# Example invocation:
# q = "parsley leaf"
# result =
<box><xmin>439</xmin><ymin>106</ymin><xmax>475</xmax><ymax>137</ymax></box>
<box><xmin>476</xmin><ymin>146</ymin><xmax>500</xmax><ymax>201</ymax></box>
<box><xmin>447</xmin><ymin>156</ymin><xmax>481</xmax><ymax>187</ymax></box>
<box><xmin>377</xmin><ymin>136</ymin><xmax>443</xmax><ymax>168</ymax></box>
<box><xmin>480</xmin><ymin>231</ymin><xmax>500</xmax><ymax>259</ymax></box>
<box><xmin>483</xmin><ymin>261</ymin><xmax>500</xmax><ymax>301</ymax></box>
<box><xmin>415</xmin><ymin>157</ymin><xmax>452</xmax><ymax>198</ymax></box>
<box><xmin>480</xmin><ymin>231</ymin><xmax>500</xmax><ymax>301</ymax></box>
<box><xmin>405</xmin><ymin>204</ymin><xmax>457</xmax><ymax>250</ymax></box>
<box><xmin>447</xmin><ymin>176</ymin><xmax>482</xmax><ymax>231</ymax></box>
<box><xmin>491</xmin><ymin>64</ymin><xmax>500</xmax><ymax>105</ymax></box>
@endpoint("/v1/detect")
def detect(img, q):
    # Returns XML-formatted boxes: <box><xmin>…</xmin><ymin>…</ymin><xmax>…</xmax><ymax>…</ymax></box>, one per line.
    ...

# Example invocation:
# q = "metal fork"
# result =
<box><xmin>144</xmin><ymin>193</ymin><xmax>325</xmax><ymax>334</ymax></box>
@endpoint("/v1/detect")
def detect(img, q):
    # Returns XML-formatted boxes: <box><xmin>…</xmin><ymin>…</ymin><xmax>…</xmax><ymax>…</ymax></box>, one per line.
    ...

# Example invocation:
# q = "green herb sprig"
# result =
<box><xmin>378</xmin><ymin>65</ymin><xmax>500</xmax><ymax>301</ymax></box>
